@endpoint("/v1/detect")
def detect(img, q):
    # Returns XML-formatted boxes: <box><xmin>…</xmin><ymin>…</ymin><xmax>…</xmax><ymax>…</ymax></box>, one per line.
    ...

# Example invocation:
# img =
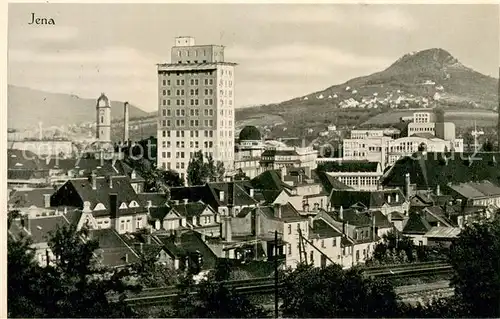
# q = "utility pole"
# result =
<box><xmin>274</xmin><ymin>229</ymin><xmax>279</xmax><ymax>319</ymax></box>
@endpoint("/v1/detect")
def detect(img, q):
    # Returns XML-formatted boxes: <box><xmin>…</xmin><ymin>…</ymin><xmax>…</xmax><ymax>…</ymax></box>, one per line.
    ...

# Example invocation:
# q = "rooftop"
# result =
<box><xmin>424</xmin><ymin>226</ymin><xmax>461</xmax><ymax>239</ymax></box>
<box><xmin>382</xmin><ymin>152</ymin><xmax>500</xmax><ymax>190</ymax></box>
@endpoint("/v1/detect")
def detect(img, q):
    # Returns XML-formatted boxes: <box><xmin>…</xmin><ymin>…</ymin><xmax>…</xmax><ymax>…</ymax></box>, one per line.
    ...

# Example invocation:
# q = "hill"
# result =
<box><xmin>7</xmin><ymin>85</ymin><xmax>149</xmax><ymax>130</ymax></box>
<box><xmin>236</xmin><ymin>48</ymin><xmax>498</xmax><ymax>137</ymax></box>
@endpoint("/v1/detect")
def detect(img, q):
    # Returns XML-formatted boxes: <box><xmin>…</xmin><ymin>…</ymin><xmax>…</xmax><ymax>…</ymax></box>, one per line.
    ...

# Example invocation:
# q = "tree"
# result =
<box><xmin>130</xmin><ymin>249</ymin><xmax>180</xmax><ymax>288</ymax></box>
<box><xmin>482</xmin><ymin>140</ymin><xmax>494</xmax><ymax>152</ymax></box>
<box><xmin>8</xmin><ymin>234</ymin><xmax>47</xmax><ymax>317</ymax></box>
<box><xmin>280</xmin><ymin>263</ymin><xmax>400</xmax><ymax>318</ymax></box>
<box><xmin>172</xmin><ymin>259</ymin><xmax>269</xmax><ymax>318</ymax></box>
<box><xmin>448</xmin><ymin>219</ymin><xmax>500</xmax><ymax>318</ymax></box>
<box><xmin>125</xmin><ymin>157</ymin><xmax>183</xmax><ymax>192</ymax></box>
<box><xmin>187</xmin><ymin>151</ymin><xmax>225</xmax><ymax>186</ymax></box>
<box><xmin>8</xmin><ymin>224</ymin><xmax>140</xmax><ymax>318</ymax></box>
<box><xmin>215</xmin><ymin>161</ymin><xmax>226</xmax><ymax>182</ymax></box>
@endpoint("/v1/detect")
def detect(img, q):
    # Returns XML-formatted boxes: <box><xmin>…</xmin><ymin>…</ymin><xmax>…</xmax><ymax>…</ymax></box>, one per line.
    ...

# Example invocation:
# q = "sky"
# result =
<box><xmin>8</xmin><ymin>3</ymin><xmax>499</xmax><ymax>112</ymax></box>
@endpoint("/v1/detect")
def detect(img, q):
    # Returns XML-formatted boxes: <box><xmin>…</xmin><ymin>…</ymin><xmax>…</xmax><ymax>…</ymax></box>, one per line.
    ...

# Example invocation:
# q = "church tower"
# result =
<box><xmin>96</xmin><ymin>93</ymin><xmax>111</xmax><ymax>142</ymax></box>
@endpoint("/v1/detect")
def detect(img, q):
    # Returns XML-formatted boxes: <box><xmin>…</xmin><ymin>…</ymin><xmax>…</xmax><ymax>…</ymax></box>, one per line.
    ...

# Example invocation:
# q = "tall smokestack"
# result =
<box><xmin>123</xmin><ymin>102</ymin><xmax>129</xmax><ymax>143</ymax></box>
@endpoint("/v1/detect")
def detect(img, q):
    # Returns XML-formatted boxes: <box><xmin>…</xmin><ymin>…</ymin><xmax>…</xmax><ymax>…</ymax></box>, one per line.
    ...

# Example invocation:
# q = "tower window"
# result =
<box><xmin>100</xmin><ymin>116</ymin><xmax>103</xmax><ymax>123</ymax></box>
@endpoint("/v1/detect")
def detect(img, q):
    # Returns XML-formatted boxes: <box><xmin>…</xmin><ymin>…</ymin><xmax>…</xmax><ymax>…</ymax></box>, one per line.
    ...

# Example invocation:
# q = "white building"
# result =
<box><xmin>157</xmin><ymin>37</ymin><xmax>237</xmax><ymax>181</ymax></box>
<box><xmin>343</xmin><ymin>111</ymin><xmax>463</xmax><ymax>169</ymax></box>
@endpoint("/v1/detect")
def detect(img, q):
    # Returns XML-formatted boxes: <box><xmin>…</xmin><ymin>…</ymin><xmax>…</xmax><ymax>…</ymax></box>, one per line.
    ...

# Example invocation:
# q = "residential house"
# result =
<box><xmin>89</xmin><ymin>228</ymin><xmax>140</xmax><ymax>268</ymax></box>
<box><xmin>423</xmin><ymin>227</ymin><xmax>461</xmax><ymax>248</ymax></box>
<box><xmin>169</xmin><ymin>181</ymin><xmax>258</xmax><ymax>217</ymax></box>
<box><xmin>305</xmin><ymin>217</ymin><xmax>343</xmax><ymax>268</ymax></box>
<box><xmin>329</xmin><ymin>188</ymin><xmax>409</xmax><ymax>217</ymax></box>
<box><xmin>8</xmin><ymin>211</ymin><xmax>72</xmax><ymax>266</ymax></box>
<box><xmin>148</xmin><ymin>201</ymin><xmax>221</xmax><ymax>237</ymax></box>
<box><xmin>445</xmin><ymin>180</ymin><xmax>500</xmax><ymax>209</ymax></box>
<box><xmin>154</xmin><ymin>230</ymin><xmax>218</xmax><ymax>273</ymax></box>
<box><xmin>402</xmin><ymin>212</ymin><xmax>432</xmax><ymax>246</ymax></box>
<box><xmin>444</xmin><ymin>204</ymin><xmax>493</xmax><ymax>228</ymax></box>
<box><xmin>50</xmin><ymin>173</ymin><xmax>148</xmax><ymax>233</ymax></box>
<box><xmin>221</xmin><ymin>203</ymin><xmax>307</xmax><ymax>269</ymax></box>
<box><xmin>46</xmin><ymin>158</ymin><xmax>145</xmax><ymax>192</ymax></box>
<box><xmin>8</xmin><ymin>187</ymin><xmax>56</xmax><ymax>215</ymax></box>
<box><xmin>318</xmin><ymin>208</ymin><xmax>390</xmax><ymax>267</ymax></box>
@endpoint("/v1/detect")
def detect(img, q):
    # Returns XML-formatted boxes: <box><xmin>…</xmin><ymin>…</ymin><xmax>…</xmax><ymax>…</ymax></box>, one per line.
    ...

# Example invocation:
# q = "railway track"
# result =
<box><xmin>123</xmin><ymin>261</ymin><xmax>452</xmax><ymax>306</ymax></box>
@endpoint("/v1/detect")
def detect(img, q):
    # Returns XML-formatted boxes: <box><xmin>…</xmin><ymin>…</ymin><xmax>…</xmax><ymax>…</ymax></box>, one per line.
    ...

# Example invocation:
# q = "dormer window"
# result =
<box><xmin>94</xmin><ymin>203</ymin><xmax>106</xmax><ymax>211</ymax></box>
<box><xmin>129</xmin><ymin>201</ymin><xmax>139</xmax><ymax>208</ymax></box>
<box><xmin>119</xmin><ymin>202</ymin><xmax>128</xmax><ymax>209</ymax></box>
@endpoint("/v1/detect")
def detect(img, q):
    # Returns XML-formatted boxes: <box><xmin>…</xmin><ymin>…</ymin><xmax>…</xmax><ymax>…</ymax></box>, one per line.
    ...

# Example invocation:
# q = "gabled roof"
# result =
<box><xmin>170</xmin><ymin>182</ymin><xmax>258</xmax><ymax>210</ymax></box>
<box><xmin>52</xmin><ymin>176</ymin><xmax>143</xmax><ymax>215</ymax></box>
<box><xmin>403</xmin><ymin>213</ymin><xmax>432</xmax><ymax>234</ymax></box>
<box><xmin>326</xmin><ymin>209</ymin><xmax>391</xmax><ymax>228</ymax></box>
<box><xmin>258</xmin><ymin>203</ymin><xmax>305</xmax><ymax>223</ymax></box>
<box><xmin>424</xmin><ymin>226</ymin><xmax>461</xmax><ymax>239</ymax></box>
<box><xmin>251</xmin><ymin>170</ymin><xmax>293</xmax><ymax>191</ymax></box>
<box><xmin>382</xmin><ymin>152</ymin><xmax>500</xmax><ymax>190</ymax></box>
<box><xmin>423</xmin><ymin>206</ymin><xmax>453</xmax><ymax>226</ymax></box>
<box><xmin>120</xmin><ymin>232</ymin><xmax>164</xmax><ymax>258</ymax></box>
<box><xmin>253</xmin><ymin>189</ymin><xmax>282</xmax><ymax>204</ymax></box>
<box><xmin>137</xmin><ymin>192</ymin><xmax>169</xmax><ymax>207</ymax></box>
<box><xmin>155</xmin><ymin>231</ymin><xmax>217</xmax><ymax>270</ymax></box>
<box><xmin>90</xmin><ymin>228</ymin><xmax>140</xmax><ymax>267</ymax></box>
<box><xmin>208</xmin><ymin>182</ymin><xmax>258</xmax><ymax>206</ymax></box>
<box><xmin>9</xmin><ymin>214</ymin><xmax>70</xmax><ymax>244</ymax></box>
<box><xmin>309</xmin><ymin>219</ymin><xmax>342</xmax><ymax>239</ymax></box>
<box><xmin>329</xmin><ymin>189</ymin><xmax>406</xmax><ymax>209</ymax></box>
<box><xmin>447</xmin><ymin>180</ymin><xmax>500</xmax><ymax>199</ymax></box>
<box><xmin>8</xmin><ymin>188</ymin><xmax>55</xmax><ymax>208</ymax></box>
<box><xmin>148</xmin><ymin>206</ymin><xmax>172</xmax><ymax>221</ymax></box>
<box><xmin>315</xmin><ymin>171</ymin><xmax>352</xmax><ymax>193</ymax></box>
<box><xmin>171</xmin><ymin>201</ymin><xmax>213</xmax><ymax>218</ymax></box>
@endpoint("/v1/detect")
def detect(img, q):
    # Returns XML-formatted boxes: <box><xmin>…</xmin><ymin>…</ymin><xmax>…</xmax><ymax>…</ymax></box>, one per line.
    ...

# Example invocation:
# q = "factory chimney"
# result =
<box><xmin>123</xmin><ymin>102</ymin><xmax>129</xmax><ymax>143</ymax></box>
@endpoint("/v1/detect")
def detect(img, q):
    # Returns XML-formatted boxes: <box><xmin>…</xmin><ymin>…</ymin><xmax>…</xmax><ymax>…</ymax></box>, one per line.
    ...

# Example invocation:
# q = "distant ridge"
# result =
<box><xmin>7</xmin><ymin>85</ymin><xmax>149</xmax><ymax>129</ymax></box>
<box><xmin>236</xmin><ymin>48</ymin><xmax>498</xmax><ymax>132</ymax></box>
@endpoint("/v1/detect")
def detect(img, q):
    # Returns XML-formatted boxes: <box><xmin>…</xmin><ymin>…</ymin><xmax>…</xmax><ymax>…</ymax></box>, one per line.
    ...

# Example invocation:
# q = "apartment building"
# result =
<box><xmin>157</xmin><ymin>37</ymin><xmax>237</xmax><ymax>181</ymax></box>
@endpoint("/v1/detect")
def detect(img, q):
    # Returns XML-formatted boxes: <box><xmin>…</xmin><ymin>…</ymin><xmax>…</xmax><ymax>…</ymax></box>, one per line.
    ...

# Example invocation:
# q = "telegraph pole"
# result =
<box><xmin>274</xmin><ymin>229</ymin><xmax>279</xmax><ymax>319</ymax></box>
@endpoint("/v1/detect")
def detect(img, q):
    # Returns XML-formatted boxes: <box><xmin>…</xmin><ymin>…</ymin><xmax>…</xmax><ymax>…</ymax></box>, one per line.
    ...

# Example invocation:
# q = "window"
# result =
<box><xmin>287</xmin><ymin>244</ymin><xmax>292</xmax><ymax>256</ymax></box>
<box><xmin>310</xmin><ymin>251</ymin><xmax>314</xmax><ymax>263</ymax></box>
<box><xmin>321</xmin><ymin>240</ymin><xmax>325</xmax><ymax>248</ymax></box>
<box><xmin>333</xmin><ymin>238</ymin><xmax>336</xmax><ymax>247</ymax></box>
<box><xmin>288</xmin><ymin>224</ymin><xmax>292</xmax><ymax>234</ymax></box>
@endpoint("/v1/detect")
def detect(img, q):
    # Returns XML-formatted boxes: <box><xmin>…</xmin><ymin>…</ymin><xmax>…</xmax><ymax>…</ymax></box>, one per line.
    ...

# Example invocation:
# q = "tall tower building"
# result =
<box><xmin>96</xmin><ymin>93</ymin><xmax>112</xmax><ymax>142</ymax></box>
<box><xmin>157</xmin><ymin>37</ymin><xmax>237</xmax><ymax>181</ymax></box>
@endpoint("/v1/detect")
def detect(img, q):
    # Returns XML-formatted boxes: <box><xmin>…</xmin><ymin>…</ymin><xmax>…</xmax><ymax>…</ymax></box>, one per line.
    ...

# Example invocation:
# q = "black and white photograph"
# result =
<box><xmin>6</xmin><ymin>2</ymin><xmax>500</xmax><ymax>318</ymax></box>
